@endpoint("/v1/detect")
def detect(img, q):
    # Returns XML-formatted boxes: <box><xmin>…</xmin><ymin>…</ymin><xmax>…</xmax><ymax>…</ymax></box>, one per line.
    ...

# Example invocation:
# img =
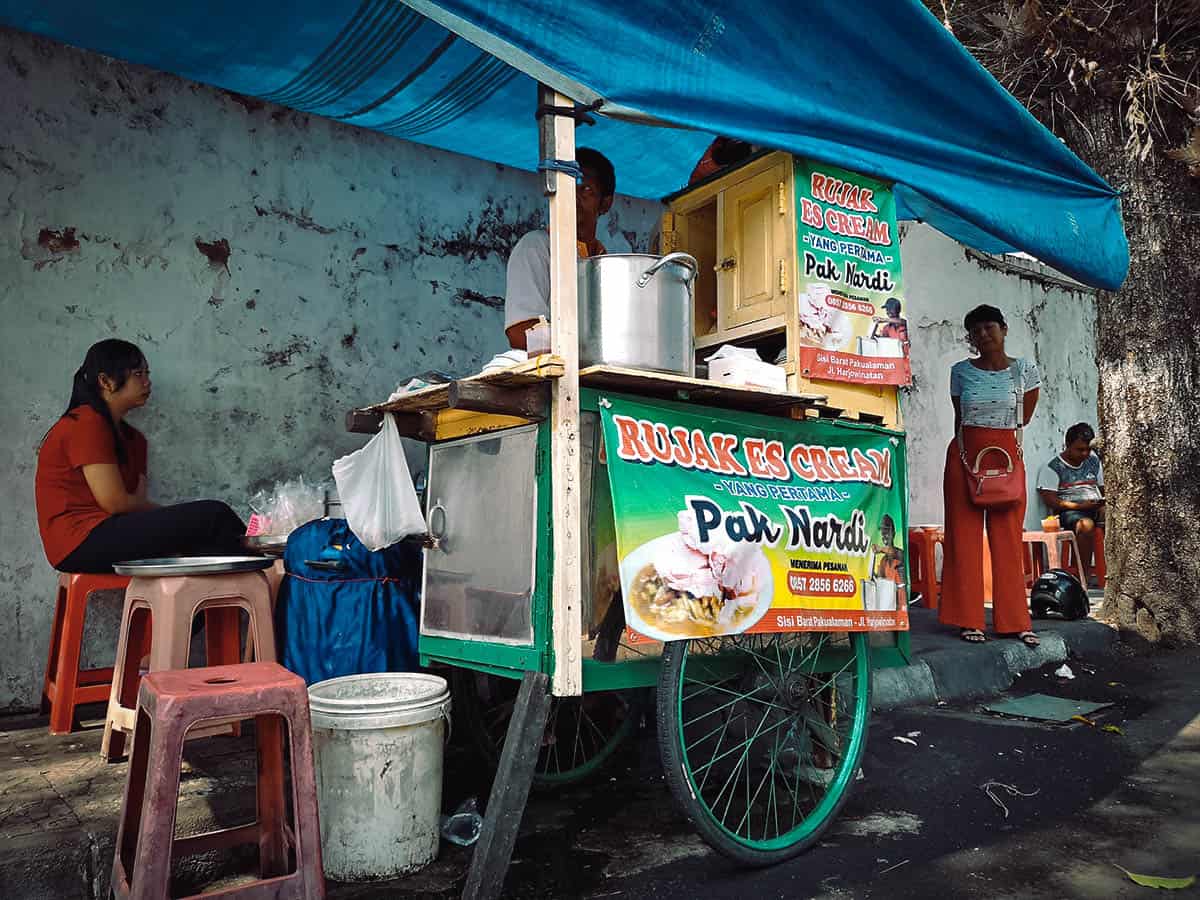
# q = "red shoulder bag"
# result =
<box><xmin>958</xmin><ymin>361</ymin><xmax>1025</xmax><ymax>509</ymax></box>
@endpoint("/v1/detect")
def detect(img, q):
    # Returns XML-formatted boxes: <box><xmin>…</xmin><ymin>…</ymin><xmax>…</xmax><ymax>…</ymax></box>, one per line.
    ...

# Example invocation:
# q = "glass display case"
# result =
<box><xmin>422</xmin><ymin>425</ymin><xmax>538</xmax><ymax>644</ymax></box>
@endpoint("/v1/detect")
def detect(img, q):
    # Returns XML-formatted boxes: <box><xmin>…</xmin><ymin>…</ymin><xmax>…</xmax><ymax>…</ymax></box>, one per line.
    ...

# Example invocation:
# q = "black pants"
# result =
<box><xmin>57</xmin><ymin>500</ymin><xmax>247</xmax><ymax>573</ymax></box>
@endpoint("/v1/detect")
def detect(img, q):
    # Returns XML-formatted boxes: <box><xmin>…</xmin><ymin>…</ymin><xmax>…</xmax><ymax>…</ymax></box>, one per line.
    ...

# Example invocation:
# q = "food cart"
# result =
<box><xmin>346</xmin><ymin>124</ymin><xmax>920</xmax><ymax>868</ymax></box>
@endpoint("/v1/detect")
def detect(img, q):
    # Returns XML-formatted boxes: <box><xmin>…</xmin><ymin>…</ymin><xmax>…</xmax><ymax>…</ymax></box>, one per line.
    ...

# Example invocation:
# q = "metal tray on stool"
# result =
<box><xmin>112</xmin><ymin>556</ymin><xmax>276</xmax><ymax>576</ymax></box>
<box><xmin>241</xmin><ymin>535</ymin><xmax>288</xmax><ymax>557</ymax></box>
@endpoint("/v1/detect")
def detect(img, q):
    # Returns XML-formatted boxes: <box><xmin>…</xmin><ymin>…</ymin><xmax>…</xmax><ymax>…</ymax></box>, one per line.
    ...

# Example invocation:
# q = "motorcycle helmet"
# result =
<box><xmin>1030</xmin><ymin>568</ymin><xmax>1089</xmax><ymax>620</ymax></box>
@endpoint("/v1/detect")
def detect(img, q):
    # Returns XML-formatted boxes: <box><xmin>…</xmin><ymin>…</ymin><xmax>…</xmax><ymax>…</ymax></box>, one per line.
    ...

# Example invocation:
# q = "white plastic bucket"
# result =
<box><xmin>308</xmin><ymin>672</ymin><xmax>451</xmax><ymax>881</ymax></box>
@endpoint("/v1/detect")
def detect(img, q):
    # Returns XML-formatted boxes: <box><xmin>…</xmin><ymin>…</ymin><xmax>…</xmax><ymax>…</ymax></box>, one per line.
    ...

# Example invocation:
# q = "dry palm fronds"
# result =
<box><xmin>1166</xmin><ymin>125</ymin><xmax>1200</xmax><ymax>173</ymax></box>
<box><xmin>928</xmin><ymin>0</ymin><xmax>1200</xmax><ymax>172</ymax></box>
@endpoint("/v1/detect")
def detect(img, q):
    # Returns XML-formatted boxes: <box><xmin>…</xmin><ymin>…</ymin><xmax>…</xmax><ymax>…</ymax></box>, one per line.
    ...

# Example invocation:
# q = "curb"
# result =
<box><xmin>873</xmin><ymin>617</ymin><xmax>1119</xmax><ymax>711</ymax></box>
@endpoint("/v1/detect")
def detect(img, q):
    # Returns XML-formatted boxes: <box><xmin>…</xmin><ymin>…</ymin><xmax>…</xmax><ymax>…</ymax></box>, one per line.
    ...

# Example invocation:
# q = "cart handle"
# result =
<box><xmin>427</xmin><ymin>500</ymin><xmax>448</xmax><ymax>551</ymax></box>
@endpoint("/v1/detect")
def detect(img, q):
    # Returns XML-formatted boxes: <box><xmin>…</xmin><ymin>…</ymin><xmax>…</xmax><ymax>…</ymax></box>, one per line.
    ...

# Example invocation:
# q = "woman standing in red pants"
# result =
<box><xmin>940</xmin><ymin>305</ymin><xmax>1041</xmax><ymax>645</ymax></box>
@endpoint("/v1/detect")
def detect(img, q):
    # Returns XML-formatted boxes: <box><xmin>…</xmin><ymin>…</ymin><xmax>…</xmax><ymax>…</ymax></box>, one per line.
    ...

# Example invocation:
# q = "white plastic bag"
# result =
<box><xmin>331</xmin><ymin>413</ymin><xmax>426</xmax><ymax>551</ymax></box>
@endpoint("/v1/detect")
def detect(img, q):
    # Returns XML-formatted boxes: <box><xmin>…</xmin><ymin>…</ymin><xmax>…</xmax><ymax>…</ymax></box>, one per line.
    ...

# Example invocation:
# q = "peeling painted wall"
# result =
<box><xmin>900</xmin><ymin>224</ymin><xmax>1101</xmax><ymax>528</ymax></box>
<box><xmin>0</xmin><ymin>27</ymin><xmax>658</xmax><ymax>711</ymax></box>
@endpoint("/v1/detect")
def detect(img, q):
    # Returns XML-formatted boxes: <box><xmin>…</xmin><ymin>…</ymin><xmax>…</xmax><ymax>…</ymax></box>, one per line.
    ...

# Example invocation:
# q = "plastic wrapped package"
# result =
<box><xmin>246</xmin><ymin>476</ymin><xmax>327</xmax><ymax>537</ymax></box>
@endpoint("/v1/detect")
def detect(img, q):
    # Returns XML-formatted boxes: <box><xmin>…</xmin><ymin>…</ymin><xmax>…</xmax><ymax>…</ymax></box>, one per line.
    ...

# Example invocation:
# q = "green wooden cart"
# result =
<box><xmin>341</xmin><ymin>87</ymin><xmax>913</xmax><ymax>887</ymax></box>
<box><xmin>351</xmin><ymin>360</ymin><xmax>911</xmax><ymax>868</ymax></box>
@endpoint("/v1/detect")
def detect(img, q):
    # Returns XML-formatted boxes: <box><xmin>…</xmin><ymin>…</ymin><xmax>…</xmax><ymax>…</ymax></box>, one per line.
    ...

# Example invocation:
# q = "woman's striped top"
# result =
<box><xmin>950</xmin><ymin>357</ymin><xmax>1041</xmax><ymax>429</ymax></box>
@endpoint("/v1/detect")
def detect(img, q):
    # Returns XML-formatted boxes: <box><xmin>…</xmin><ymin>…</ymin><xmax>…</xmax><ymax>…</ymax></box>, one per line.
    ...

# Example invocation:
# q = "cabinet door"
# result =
<box><xmin>720</xmin><ymin>163</ymin><xmax>790</xmax><ymax>330</ymax></box>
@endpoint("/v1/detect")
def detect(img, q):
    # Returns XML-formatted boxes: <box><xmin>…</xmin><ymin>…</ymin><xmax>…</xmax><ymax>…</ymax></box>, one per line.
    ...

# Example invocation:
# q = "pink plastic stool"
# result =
<box><xmin>111</xmin><ymin>662</ymin><xmax>325</xmax><ymax>900</ymax></box>
<box><xmin>1023</xmin><ymin>530</ymin><xmax>1087</xmax><ymax>587</ymax></box>
<box><xmin>42</xmin><ymin>573</ymin><xmax>131</xmax><ymax>734</ymax></box>
<box><xmin>245</xmin><ymin>560</ymin><xmax>286</xmax><ymax>662</ymax></box>
<box><xmin>102</xmin><ymin>570</ymin><xmax>276</xmax><ymax>762</ymax></box>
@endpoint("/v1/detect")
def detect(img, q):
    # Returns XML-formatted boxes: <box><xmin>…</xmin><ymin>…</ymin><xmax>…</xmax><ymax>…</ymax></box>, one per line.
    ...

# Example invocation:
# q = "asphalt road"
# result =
<box><xmin>335</xmin><ymin>642</ymin><xmax>1200</xmax><ymax>900</ymax></box>
<box><xmin>591</xmin><ymin>645</ymin><xmax>1200</xmax><ymax>900</ymax></box>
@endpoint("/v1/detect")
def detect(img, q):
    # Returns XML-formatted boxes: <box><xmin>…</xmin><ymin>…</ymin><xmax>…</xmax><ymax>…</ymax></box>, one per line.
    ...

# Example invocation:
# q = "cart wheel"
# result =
<box><xmin>452</xmin><ymin>668</ymin><xmax>643</xmax><ymax>787</ymax></box>
<box><xmin>657</xmin><ymin>631</ymin><xmax>871</xmax><ymax>866</ymax></box>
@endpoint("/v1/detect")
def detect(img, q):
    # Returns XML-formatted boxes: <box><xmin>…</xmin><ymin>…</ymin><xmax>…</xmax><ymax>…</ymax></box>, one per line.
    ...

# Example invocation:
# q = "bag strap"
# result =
<box><xmin>956</xmin><ymin>364</ymin><xmax>970</xmax><ymax>467</ymax></box>
<box><xmin>1011</xmin><ymin>359</ymin><xmax>1024</xmax><ymax>454</ymax></box>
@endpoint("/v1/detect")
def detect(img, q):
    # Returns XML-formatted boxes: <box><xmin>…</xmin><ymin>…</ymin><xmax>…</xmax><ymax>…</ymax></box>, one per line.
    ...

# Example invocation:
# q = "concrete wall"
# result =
<box><xmin>0</xmin><ymin>28</ymin><xmax>1102</xmax><ymax>712</ymax></box>
<box><xmin>899</xmin><ymin>224</ymin><xmax>1101</xmax><ymax>527</ymax></box>
<box><xmin>0</xmin><ymin>27</ymin><xmax>657</xmax><ymax>711</ymax></box>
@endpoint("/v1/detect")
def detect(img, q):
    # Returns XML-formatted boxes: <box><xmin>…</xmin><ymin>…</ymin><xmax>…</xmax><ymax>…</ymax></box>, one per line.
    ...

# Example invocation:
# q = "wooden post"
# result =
<box><xmin>462</xmin><ymin>671</ymin><xmax>552</xmax><ymax>900</ymax></box>
<box><xmin>539</xmin><ymin>84</ymin><xmax>583</xmax><ymax>697</ymax></box>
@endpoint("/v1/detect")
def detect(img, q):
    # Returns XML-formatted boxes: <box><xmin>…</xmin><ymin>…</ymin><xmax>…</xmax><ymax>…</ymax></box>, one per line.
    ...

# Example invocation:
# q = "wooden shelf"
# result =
<box><xmin>345</xmin><ymin>354</ymin><xmax>563</xmax><ymax>438</ymax></box>
<box><xmin>363</xmin><ymin>355</ymin><xmax>563</xmax><ymax>415</ymax></box>
<box><xmin>579</xmin><ymin>364</ymin><xmax>827</xmax><ymax>418</ymax></box>
<box><xmin>345</xmin><ymin>355</ymin><xmax>896</xmax><ymax>439</ymax></box>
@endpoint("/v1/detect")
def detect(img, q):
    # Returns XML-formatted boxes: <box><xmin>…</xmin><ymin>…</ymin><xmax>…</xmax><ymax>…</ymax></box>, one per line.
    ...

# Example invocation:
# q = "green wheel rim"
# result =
<box><xmin>456</xmin><ymin>670</ymin><xmax>640</xmax><ymax>787</ymax></box>
<box><xmin>668</xmin><ymin>632</ymin><xmax>870</xmax><ymax>855</ymax></box>
<box><xmin>532</xmin><ymin>692</ymin><xmax>640</xmax><ymax>785</ymax></box>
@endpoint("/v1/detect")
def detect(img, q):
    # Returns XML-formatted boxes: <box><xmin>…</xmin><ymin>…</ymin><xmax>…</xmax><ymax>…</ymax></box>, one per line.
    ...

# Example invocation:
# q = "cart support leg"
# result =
<box><xmin>462</xmin><ymin>670</ymin><xmax>552</xmax><ymax>900</ymax></box>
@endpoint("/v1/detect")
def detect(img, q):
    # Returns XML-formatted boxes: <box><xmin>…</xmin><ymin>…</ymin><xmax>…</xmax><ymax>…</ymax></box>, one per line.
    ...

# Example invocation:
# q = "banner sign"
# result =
<box><xmin>598</xmin><ymin>395</ymin><xmax>909</xmax><ymax>640</ymax></box>
<box><xmin>794</xmin><ymin>159</ymin><xmax>911</xmax><ymax>386</ymax></box>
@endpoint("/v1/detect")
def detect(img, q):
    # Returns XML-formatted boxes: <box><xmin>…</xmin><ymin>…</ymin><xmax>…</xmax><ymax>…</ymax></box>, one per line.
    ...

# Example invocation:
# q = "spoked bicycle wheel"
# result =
<box><xmin>657</xmin><ymin>631</ymin><xmax>871</xmax><ymax>866</ymax></box>
<box><xmin>452</xmin><ymin>668</ymin><xmax>643</xmax><ymax>787</ymax></box>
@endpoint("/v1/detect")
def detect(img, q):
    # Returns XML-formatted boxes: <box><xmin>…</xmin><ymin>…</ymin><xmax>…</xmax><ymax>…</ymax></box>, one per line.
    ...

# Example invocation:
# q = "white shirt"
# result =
<box><xmin>950</xmin><ymin>357</ymin><xmax>1041</xmax><ymax>429</ymax></box>
<box><xmin>504</xmin><ymin>230</ymin><xmax>552</xmax><ymax>331</ymax></box>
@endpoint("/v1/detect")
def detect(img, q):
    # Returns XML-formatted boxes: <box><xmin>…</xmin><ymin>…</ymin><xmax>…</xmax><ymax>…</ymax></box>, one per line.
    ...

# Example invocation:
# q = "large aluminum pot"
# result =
<box><xmin>577</xmin><ymin>252</ymin><xmax>698</xmax><ymax>376</ymax></box>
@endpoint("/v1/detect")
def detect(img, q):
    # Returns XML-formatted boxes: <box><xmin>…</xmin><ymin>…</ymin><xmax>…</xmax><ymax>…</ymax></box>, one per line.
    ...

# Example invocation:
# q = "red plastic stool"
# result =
<box><xmin>42</xmin><ymin>573</ymin><xmax>131</xmax><ymax>734</ymax></box>
<box><xmin>907</xmin><ymin>526</ymin><xmax>944</xmax><ymax>609</ymax></box>
<box><xmin>111</xmin><ymin>662</ymin><xmax>325</xmax><ymax>900</ymax></box>
<box><xmin>102</xmin><ymin>570</ymin><xmax>276</xmax><ymax>762</ymax></box>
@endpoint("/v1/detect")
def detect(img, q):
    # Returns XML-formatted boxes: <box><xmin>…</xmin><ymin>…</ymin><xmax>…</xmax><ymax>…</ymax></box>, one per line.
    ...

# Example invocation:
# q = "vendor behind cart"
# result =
<box><xmin>504</xmin><ymin>148</ymin><xmax>615</xmax><ymax>350</ymax></box>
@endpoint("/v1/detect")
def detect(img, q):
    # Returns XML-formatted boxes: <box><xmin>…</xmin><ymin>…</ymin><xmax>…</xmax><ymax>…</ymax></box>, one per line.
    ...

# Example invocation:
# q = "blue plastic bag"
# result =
<box><xmin>275</xmin><ymin>518</ymin><xmax>421</xmax><ymax>685</ymax></box>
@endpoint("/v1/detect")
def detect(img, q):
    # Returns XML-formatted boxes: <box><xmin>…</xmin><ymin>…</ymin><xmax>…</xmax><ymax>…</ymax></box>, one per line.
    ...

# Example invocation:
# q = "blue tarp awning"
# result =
<box><xmin>1</xmin><ymin>0</ymin><xmax>1128</xmax><ymax>289</ymax></box>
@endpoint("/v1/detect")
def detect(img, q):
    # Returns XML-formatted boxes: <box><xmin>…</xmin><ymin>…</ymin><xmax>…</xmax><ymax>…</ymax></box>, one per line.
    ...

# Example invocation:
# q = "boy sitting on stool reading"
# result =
<box><xmin>1037</xmin><ymin>422</ymin><xmax>1104</xmax><ymax>586</ymax></box>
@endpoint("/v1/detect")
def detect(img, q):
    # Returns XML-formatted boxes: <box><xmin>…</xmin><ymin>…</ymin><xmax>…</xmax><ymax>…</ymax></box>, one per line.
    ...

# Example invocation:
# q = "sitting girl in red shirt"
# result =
<box><xmin>36</xmin><ymin>339</ymin><xmax>246</xmax><ymax>573</ymax></box>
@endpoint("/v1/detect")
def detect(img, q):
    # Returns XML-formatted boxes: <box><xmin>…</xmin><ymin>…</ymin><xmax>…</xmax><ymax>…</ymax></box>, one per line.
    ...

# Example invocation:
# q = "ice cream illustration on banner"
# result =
<box><xmin>653</xmin><ymin>531</ymin><xmax>721</xmax><ymax>601</ymax></box>
<box><xmin>680</xmin><ymin>511</ymin><xmax>763</xmax><ymax>621</ymax></box>
<box><xmin>625</xmin><ymin>510</ymin><xmax>771</xmax><ymax>637</ymax></box>
<box><xmin>797</xmin><ymin>283</ymin><xmax>852</xmax><ymax>351</ymax></box>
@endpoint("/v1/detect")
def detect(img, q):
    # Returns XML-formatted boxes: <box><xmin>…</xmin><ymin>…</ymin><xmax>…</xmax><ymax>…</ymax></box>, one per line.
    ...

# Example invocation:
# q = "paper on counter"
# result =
<box><xmin>387</xmin><ymin>378</ymin><xmax>433</xmax><ymax>402</ymax></box>
<box><xmin>706</xmin><ymin>345</ymin><xmax>787</xmax><ymax>392</ymax></box>
<box><xmin>480</xmin><ymin>349</ymin><xmax>528</xmax><ymax>373</ymax></box>
<box><xmin>707</xmin><ymin>343</ymin><xmax>763</xmax><ymax>362</ymax></box>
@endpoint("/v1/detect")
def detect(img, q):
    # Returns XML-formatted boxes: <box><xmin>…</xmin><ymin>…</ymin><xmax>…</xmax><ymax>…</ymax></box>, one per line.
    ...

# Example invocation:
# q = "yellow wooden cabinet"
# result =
<box><xmin>663</xmin><ymin>151</ymin><xmax>901</xmax><ymax>427</ymax></box>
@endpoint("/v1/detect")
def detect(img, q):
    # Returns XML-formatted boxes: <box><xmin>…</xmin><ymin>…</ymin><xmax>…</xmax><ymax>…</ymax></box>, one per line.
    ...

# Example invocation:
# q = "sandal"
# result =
<box><xmin>1018</xmin><ymin>631</ymin><xmax>1040</xmax><ymax>647</ymax></box>
<box><xmin>960</xmin><ymin>629</ymin><xmax>986</xmax><ymax>643</ymax></box>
